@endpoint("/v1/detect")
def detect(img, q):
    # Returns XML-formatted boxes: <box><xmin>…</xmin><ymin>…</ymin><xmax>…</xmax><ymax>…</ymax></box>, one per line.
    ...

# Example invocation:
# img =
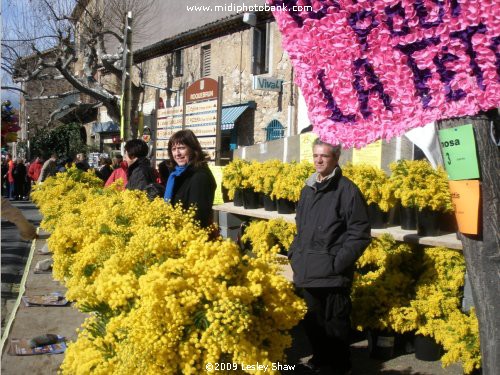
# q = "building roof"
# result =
<box><xmin>134</xmin><ymin>11</ymin><xmax>273</xmax><ymax>63</ymax></box>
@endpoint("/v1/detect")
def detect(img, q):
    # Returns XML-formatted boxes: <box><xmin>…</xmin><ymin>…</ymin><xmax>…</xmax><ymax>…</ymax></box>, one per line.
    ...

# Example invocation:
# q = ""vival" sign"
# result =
<box><xmin>253</xmin><ymin>76</ymin><xmax>283</xmax><ymax>92</ymax></box>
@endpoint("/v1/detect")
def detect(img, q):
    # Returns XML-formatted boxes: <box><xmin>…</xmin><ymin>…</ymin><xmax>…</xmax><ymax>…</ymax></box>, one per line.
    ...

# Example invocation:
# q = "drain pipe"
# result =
<box><xmin>286</xmin><ymin>66</ymin><xmax>295</xmax><ymax>137</ymax></box>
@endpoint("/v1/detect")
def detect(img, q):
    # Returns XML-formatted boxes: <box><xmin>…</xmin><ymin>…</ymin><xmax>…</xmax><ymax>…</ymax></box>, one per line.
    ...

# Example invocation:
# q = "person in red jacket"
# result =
<box><xmin>28</xmin><ymin>157</ymin><xmax>43</xmax><ymax>183</ymax></box>
<box><xmin>5</xmin><ymin>153</ymin><xmax>15</xmax><ymax>199</ymax></box>
<box><xmin>105</xmin><ymin>161</ymin><xmax>128</xmax><ymax>189</ymax></box>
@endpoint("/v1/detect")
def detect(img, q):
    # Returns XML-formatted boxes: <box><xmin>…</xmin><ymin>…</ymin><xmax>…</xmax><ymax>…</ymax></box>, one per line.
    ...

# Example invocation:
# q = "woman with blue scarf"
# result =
<box><xmin>164</xmin><ymin>130</ymin><xmax>216</xmax><ymax>228</ymax></box>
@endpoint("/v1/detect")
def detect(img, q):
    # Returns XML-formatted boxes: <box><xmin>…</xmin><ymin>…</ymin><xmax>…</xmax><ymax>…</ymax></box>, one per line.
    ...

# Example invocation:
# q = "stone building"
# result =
<box><xmin>130</xmin><ymin>4</ymin><xmax>307</xmax><ymax>165</ymax></box>
<box><xmin>16</xmin><ymin>50</ymin><xmax>81</xmax><ymax>138</ymax></box>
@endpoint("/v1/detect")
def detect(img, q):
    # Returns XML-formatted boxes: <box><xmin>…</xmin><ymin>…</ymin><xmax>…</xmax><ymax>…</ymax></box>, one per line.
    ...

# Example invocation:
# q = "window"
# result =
<box><xmin>201</xmin><ymin>45</ymin><xmax>211</xmax><ymax>77</ymax></box>
<box><xmin>265</xmin><ymin>120</ymin><xmax>285</xmax><ymax>141</ymax></box>
<box><xmin>252</xmin><ymin>22</ymin><xmax>270</xmax><ymax>75</ymax></box>
<box><xmin>174</xmin><ymin>50</ymin><xmax>183</xmax><ymax>77</ymax></box>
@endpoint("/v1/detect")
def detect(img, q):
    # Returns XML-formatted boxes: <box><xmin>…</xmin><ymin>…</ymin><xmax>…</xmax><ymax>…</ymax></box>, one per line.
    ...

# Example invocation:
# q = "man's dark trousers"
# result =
<box><xmin>302</xmin><ymin>287</ymin><xmax>352</xmax><ymax>372</ymax></box>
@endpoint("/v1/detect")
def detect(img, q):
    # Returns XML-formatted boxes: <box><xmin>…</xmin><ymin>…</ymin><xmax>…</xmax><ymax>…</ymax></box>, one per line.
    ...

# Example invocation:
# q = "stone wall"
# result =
<box><xmin>138</xmin><ymin>21</ymin><xmax>293</xmax><ymax>145</ymax></box>
<box><xmin>21</xmin><ymin>75</ymin><xmax>74</xmax><ymax>135</ymax></box>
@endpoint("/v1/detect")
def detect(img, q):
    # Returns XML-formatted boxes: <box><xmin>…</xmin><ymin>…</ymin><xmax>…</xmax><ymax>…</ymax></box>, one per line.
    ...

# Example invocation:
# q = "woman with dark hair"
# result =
<box><xmin>124</xmin><ymin>139</ymin><xmax>156</xmax><ymax>191</ymax></box>
<box><xmin>164</xmin><ymin>130</ymin><xmax>216</xmax><ymax>228</ymax></box>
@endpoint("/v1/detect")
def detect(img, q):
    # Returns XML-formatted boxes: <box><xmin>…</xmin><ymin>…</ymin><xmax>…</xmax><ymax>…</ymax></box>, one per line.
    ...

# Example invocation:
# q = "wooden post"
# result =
<box><xmin>438</xmin><ymin>111</ymin><xmax>500</xmax><ymax>375</ymax></box>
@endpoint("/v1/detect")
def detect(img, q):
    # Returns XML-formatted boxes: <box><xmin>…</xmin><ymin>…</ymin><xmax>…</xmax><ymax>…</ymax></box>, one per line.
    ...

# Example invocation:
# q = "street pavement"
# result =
<box><xmin>1</xmin><ymin>201</ymin><xmax>41</xmax><ymax>337</ymax></box>
<box><xmin>1</xmin><ymin>202</ymin><xmax>464</xmax><ymax>374</ymax></box>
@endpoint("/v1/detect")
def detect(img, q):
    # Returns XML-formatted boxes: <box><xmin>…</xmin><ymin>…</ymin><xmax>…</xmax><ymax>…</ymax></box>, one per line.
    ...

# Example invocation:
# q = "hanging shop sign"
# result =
<box><xmin>270</xmin><ymin>1</ymin><xmax>500</xmax><ymax>148</ymax></box>
<box><xmin>438</xmin><ymin>124</ymin><xmax>479</xmax><ymax>180</ymax></box>
<box><xmin>253</xmin><ymin>76</ymin><xmax>283</xmax><ymax>92</ymax></box>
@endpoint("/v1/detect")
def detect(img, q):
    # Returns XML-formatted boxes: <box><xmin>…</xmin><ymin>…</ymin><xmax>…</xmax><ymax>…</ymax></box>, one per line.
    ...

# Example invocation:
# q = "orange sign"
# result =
<box><xmin>186</xmin><ymin>78</ymin><xmax>218</xmax><ymax>103</ymax></box>
<box><xmin>448</xmin><ymin>180</ymin><xmax>480</xmax><ymax>235</ymax></box>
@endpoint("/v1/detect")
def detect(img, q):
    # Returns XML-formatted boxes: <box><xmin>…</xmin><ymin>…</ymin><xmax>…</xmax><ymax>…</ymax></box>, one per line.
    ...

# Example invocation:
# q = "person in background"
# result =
<box><xmin>57</xmin><ymin>157</ymin><xmax>74</xmax><ymax>173</ymax></box>
<box><xmin>164</xmin><ymin>129</ymin><xmax>216</xmax><ymax>228</ymax></box>
<box><xmin>124</xmin><ymin>139</ymin><xmax>155</xmax><ymax>191</ymax></box>
<box><xmin>290</xmin><ymin>138</ymin><xmax>371</xmax><ymax>375</ymax></box>
<box><xmin>97</xmin><ymin>157</ymin><xmax>113</xmax><ymax>182</ymax></box>
<box><xmin>157</xmin><ymin>159</ymin><xmax>171</xmax><ymax>186</ymax></box>
<box><xmin>38</xmin><ymin>154</ymin><xmax>58</xmax><ymax>183</ymax></box>
<box><xmin>28</xmin><ymin>156</ymin><xmax>43</xmax><ymax>184</ymax></box>
<box><xmin>75</xmin><ymin>153</ymin><xmax>90</xmax><ymax>171</ymax></box>
<box><xmin>105</xmin><ymin>160</ymin><xmax>128</xmax><ymax>188</ymax></box>
<box><xmin>111</xmin><ymin>154</ymin><xmax>124</xmax><ymax>170</ymax></box>
<box><xmin>4</xmin><ymin>153</ymin><xmax>15</xmax><ymax>199</ymax></box>
<box><xmin>2</xmin><ymin>155</ymin><xmax>8</xmax><ymax>197</ymax></box>
<box><xmin>13</xmin><ymin>158</ymin><xmax>27</xmax><ymax>200</ymax></box>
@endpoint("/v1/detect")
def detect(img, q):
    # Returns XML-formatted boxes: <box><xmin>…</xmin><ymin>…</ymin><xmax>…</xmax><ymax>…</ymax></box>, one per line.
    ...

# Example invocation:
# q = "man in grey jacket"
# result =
<box><xmin>38</xmin><ymin>154</ymin><xmax>58</xmax><ymax>183</ymax></box>
<box><xmin>289</xmin><ymin>138</ymin><xmax>371</xmax><ymax>375</ymax></box>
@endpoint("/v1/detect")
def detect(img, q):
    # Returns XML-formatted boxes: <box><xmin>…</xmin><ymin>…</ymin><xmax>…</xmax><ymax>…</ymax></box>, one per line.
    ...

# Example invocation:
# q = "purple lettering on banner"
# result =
<box><xmin>317</xmin><ymin>70</ymin><xmax>356</xmax><ymax>123</ymax></box>
<box><xmin>270</xmin><ymin>0</ymin><xmax>500</xmax><ymax>148</ymax></box>
<box><xmin>432</xmin><ymin>49</ymin><xmax>467</xmax><ymax>101</ymax></box>
<box><xmin>450</xmin><ymin>0</ymin><xmax>461</xmax><ymax>17</ymax></box>
<box><xmin>384</xmin><ymin>2</ymin><xmax>411</xmax><ymax>37</ymax></box>
<box><xmin>489</xmin><ymin>36</ymin><xmax>500</xmax><ymax>82</ymax></box>
<box><xmin>306</xmin><ymin>0</ymin><xmax>340</xmax><ymax>21</ymax></box>
<box><xmin>414</xmin><ymin>0</ymin><xmax>445</xmax><ymax>29</ymax></box>
<box><xmin>450</xmin><ymin>23</ymin><xmax>488</xmax><ymax>90</ymax></box>
<box><xmin>396</xmin><ymin>37</ymin><xmax>441</xmax><ymax>108</ymax></box>
<box><xmin>348</xmin><ymin>10</ymin><xmax>379</xmax><ymax>51</ymax></box>
<box><xmin>353</xmin><ymin>58</ymin><xmax>393</xmax><ymax>119</ymax></box>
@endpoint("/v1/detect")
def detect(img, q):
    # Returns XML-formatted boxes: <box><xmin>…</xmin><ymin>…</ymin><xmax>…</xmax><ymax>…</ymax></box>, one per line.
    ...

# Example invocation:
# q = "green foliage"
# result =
<box><xmin>30</xmin><ymin>123</ymin><xmax>87</xmax><ymax>159</ymax></box>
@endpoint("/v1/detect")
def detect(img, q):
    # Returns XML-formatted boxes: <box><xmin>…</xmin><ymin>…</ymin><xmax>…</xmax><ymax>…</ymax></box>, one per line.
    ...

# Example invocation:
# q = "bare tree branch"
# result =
<box><xmin>47</xmin><ymin>101</ymin><xmax>80</xmax><ymax>126</ymax></box>
<box><xmin>1</xmin><ymin>86</ymin><xmax>28</xmax><ymax>95</ymax></box>
<box><xmin>26</xmin><ymin>90</ymin><xmax>80</xmax><ymax>101</ymax></box>
<box><xmin>3</xmin><ymin>36</ymin><xmax>60</xmax><ymax>42</ymax></box>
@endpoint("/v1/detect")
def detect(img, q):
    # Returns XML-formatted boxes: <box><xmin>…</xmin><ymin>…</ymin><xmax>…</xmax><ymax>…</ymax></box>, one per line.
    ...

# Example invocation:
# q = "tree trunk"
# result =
<box><xmin>437</xmin><ymin>111</ymin><xmax>500</xmax><ymax>375</ymax></box>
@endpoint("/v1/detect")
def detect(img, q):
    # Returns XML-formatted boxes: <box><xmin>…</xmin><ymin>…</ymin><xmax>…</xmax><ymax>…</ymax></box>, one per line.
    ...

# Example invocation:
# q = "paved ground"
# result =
<box><xmin>1</xmin><ymin>203</ymin><xmax>464</xmax><ymax>374</ymax></box>
<box><xmin>1</xmin><ymin>201</ymin><xmax>41</xmax><ymax>337</ymax></box>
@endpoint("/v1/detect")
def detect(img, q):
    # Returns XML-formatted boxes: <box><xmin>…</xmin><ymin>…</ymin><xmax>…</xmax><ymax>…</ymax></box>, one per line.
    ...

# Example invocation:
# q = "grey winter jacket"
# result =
<box><xmin>288</xmin><ymin>166</ymin><xmax>371</xmax><ymax>288</ymax></box>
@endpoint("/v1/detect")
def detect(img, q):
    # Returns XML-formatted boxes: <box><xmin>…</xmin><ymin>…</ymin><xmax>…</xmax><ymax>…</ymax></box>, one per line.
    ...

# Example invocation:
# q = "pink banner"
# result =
<box><xmin>269</xmin><ymin>0</ymin><xmax>500</xmax><ymax>148</ymax></box>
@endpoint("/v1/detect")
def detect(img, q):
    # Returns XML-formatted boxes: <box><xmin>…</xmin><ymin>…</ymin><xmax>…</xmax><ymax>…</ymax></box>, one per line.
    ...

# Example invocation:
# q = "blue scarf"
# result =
<box><xmin>164</xmin><ymin>165</ymin><xmax>188</xmax><ymax>201</ymax></box>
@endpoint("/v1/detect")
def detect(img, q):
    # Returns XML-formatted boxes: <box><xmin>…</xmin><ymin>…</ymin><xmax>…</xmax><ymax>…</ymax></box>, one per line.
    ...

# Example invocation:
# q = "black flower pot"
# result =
<box><xmin>400</xmin><ymin>206</ymin><xmax>417</xmax><ymax>230</ymax></box>
<box><xmin>263</xmin><ymin>194</ymin><xmax>277</xmax><ymax>211</ymax></box>
<box><xmin>414</xmin><ymin>334</ymin><xmax>442</xmax><ymax>361</ymax></box>
<box><xmin>417</xmin><ymin>208</ymin><xmax>440</xmax><ymax>236</ymax></box>
<box><xmin>222</xmin><ymin>185</ymin><xmax>230</xmax><ymax>203</ymax></box>
<box><xmin>367</xmin><ymin>330</ymin><xmax>395</xmax><ymax>360</ymax></box>
<box><xmin>277</xmin><ymin>198</ymin><xmax>295</xmax><ymax>214</ymax></box>
<box><xmin>368</xmin><ymin>203</ymin><xmax>386</xmax><ymax>229</ymax></box>
<box><xmin>387</xmin><ymin>201</ymin><xmax>401</xmax><ymax>226</ymax></box>
<box><xmin>243</xmin><ymin>188</ymin><xmax>261</xmax><ymax>209</ymax></box>
<box><xmin>233</xmin><ymin>189</ymin><xmax>244</xmax><ymax>207</ymax></box>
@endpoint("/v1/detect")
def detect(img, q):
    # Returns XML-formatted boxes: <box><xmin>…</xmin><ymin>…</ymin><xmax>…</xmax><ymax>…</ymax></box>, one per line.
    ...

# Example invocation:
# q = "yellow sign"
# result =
<box><xmin>209</xmin><ymin>166</ymin><xmax>224</xmax><ymax>205</ymax></box>
<box><xmin>157</xmin><ymin>117</ymin><xmax>183</xmax><ymax>127</ymax></box>
<box><xmin>352</xmin><ymin>140</ymin><xmax>382</xmax><ymax>168</ymax></box>
<box><xmin>157</xmin><ymin>106</ymin><xmax>183</xmax><ymax>119</ymax></box>
<box><xmin>185</xmin><ymin>113</ymin><xmax>217</xmax><ymax>126</ymax></box>
<box><xmin>185</xmin><ymin>124</ymin><xmax>217</xmax><ymax>137</ymax></box>
<box><xmin>448</xmin><ymin>180</ymin><xmax>480</xmax><ymax>235</ymax></box>
<box><xmin>299</xmin><ymin>133</ymin><xmax>318</xmax><ymax>163</ymax></box>
<box><xmin>186</xmin><ymin>100</ymin><xmax>218</xmax><ymax>114</ymax></box>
